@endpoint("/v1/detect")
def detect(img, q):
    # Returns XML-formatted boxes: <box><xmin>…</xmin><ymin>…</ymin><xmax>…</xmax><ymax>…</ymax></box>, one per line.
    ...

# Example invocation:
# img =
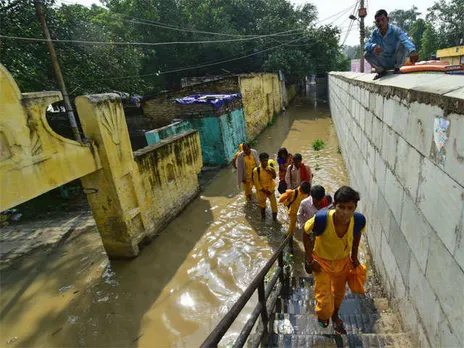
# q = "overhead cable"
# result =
<box><xmin>79</xmin><ymin>36</ymin><xmax>306</xmax><ymax>82</ymax></box>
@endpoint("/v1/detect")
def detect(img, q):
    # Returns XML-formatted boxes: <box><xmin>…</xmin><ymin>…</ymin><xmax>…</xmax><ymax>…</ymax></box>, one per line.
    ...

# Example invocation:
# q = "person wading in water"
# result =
<box><xmin>236</xmin><ymin>143</ymin><xmax>259</xmax><ymax>201</ymax></box>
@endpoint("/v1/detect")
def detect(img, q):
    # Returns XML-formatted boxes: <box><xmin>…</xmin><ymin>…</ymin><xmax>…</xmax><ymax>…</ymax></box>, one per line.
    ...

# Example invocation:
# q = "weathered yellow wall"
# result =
<box><xmin>0</xmin><ymin>64</ymin><xmax>102</xmax><ymax>212</ymax></box>
<box><xmin>286</xmin><ymin>84</ymin><xmax>297</xmax><ymax>105</ymax></box>
<box><xmin>76</xmin><ymin>94</ymin><xmax>202</xmax><ymax>258</ymax></box>
<box><xmin>238</xmin><ymin>73</ymin><xmax>283</xmax><ymax>140</ymax></box>
<box><xmin>134</xmin><ymin>130</ymin><xmax>202</xmax><ymax>235</ymax></box>
<box><xmin>1</xmin><ymin>63</ymin><xmax>203</xmax><ymax>260</ymax></box>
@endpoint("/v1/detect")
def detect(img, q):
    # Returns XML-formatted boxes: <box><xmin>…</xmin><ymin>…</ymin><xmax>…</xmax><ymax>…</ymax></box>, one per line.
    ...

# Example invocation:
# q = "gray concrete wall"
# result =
<box><xmin>329</xmin><ymin>72</ymin><xmax>464</xmax><ymax>348</ymax></box>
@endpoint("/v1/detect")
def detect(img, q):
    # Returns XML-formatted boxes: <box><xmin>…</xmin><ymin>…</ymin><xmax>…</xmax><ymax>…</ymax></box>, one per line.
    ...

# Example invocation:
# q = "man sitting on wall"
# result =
<box><xmin>364</xmin><ymin>9</ymin><xmax>419</xmax><ymax>80</ymax></box>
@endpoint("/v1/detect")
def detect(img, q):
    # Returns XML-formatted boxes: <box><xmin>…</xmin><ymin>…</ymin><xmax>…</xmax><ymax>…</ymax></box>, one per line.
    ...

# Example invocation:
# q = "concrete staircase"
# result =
<box><xmin>261</xmin><ymin>276</ymin><xmax>414</xmax><ymax>348</ymax></box>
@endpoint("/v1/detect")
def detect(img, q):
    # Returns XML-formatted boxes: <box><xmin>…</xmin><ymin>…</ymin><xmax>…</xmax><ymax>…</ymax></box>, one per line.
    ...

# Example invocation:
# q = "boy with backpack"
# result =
<box><xmin>303</xmin><ymin>186</ymin><xmax>366</xmax><ymax>335</ymax></box>
<box><xmin>279</xmin><ymin>181</ymin><xmax>311</xmax><ymax>236</ymax></box>
<box><xmin>253</xmin><ymin>152</ymin><xmax>278</xmax><ymax>220</ymax></box>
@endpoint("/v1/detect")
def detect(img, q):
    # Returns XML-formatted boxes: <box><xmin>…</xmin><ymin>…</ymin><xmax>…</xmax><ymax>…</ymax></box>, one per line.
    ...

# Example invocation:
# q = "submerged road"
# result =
<box><xmin>1</xmin><ymin>83</ymin><xmax>349</xmax><ymax>347</ymax></box>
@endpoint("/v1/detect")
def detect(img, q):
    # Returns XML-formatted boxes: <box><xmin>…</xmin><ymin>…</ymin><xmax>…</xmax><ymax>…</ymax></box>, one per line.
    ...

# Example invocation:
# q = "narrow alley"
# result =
<box><xmin>1</xmin><ymin>83</ymin><xmax>351</xmax><ymax>347</ymax></box>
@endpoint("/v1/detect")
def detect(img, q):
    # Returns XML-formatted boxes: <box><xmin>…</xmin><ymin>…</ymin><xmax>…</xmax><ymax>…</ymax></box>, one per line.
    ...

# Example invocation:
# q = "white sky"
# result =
<box><xmin>59</xmin><ymin>0</ymin><xmax>436</xmax><ymax>46</ymax></box>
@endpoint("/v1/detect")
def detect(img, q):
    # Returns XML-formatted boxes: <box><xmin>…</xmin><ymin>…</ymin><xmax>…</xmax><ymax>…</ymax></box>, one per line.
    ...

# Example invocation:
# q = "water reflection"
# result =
<box><xmin>0</xmin><ymin>79</ymin><xmax>350</xmax><ymax>347</ymax></box>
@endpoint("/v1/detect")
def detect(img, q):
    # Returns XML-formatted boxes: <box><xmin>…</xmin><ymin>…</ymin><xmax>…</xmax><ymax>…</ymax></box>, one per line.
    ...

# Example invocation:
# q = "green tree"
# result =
<box><xmin>0</xmin><ymin>0</ymin><xmax>346</xmax><ymax>94</ymax></box>
<box><xmin>343</xmin><ymin>45</ymin><xmax>360</xmax><ymax>59</ymax></box>
<box><xmin>410</xmin><ymin>18</ymin><xmax>427</xmax><ymax>52</ymax></box>
<box><xmin>427</xmin><ymin>0</ymin><xmax>464</xmax><ymax>47</ymax></box>
<box><xmin>389</xmin><ymin>6</ymin><xmax>421</xmax><ymax>34</ymax></box>
<box><xmin>420</xmin><ymin>24</ymin><xmax>440</xmax><ymax>60</ymax></box>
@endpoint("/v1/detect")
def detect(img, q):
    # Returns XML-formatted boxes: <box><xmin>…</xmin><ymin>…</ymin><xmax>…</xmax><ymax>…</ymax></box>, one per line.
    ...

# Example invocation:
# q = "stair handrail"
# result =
<box><xmin>200</xmin><ymin>234</ymin><xmax>292</xmax><ymax>348</ymax></box>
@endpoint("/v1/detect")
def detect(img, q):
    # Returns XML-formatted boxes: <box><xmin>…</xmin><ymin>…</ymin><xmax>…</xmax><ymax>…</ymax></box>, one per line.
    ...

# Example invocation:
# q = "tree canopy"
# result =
<box><xmin>357</xmin><ymin>1</ymin><xmax>462</xmax><ymax>61</ymax></box>
<box><xmin>0</xmin><ymin>0</ymin><xmax>349</xmax><ymax>96</ymax></box>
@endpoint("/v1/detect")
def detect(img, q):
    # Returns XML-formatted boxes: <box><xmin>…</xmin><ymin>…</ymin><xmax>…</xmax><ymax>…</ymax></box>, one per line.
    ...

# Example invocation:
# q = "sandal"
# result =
<box><xmin>317</xmin><ymin>317</ymin><xmax>329</xmax><ymax>328</ymax></box>
<box><xmin>333</xmin><ymin>318</ymin><xmax>347</xmax><ymax>335</ymax></box>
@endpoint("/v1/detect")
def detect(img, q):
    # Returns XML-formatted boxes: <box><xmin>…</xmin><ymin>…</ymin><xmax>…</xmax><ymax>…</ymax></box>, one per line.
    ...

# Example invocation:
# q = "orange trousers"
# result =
<box><xmin>285</xmin><ymin>214</ymin><xmax>298</xmax><ymax>236</ymax></box>
<box><xmin>313</xmin><ymin>255</ymin><xmax>352</xmax><ymax>321</ymax></box>
<box><xmin>242</xmin><ymin>180</ymin><xmax>253</xmax><ymax>198</ymax></box>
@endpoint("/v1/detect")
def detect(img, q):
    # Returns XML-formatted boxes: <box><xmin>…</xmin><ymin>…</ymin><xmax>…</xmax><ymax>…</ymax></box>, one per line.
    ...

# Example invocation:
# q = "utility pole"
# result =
<box><xmin>359</xmin><ymin>1</ymin><xmax>367</xmax><ymax>73</ymax></box>
<box><xmin>34</xmin><ymin>0</ymin><xmax>82</xmax><ymax>142</ymax></box>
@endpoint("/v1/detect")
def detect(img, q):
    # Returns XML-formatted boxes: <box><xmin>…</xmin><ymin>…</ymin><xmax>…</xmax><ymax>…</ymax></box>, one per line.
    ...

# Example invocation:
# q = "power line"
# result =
<box><xmin>313</xmin><ymin>2</ymin><xmax>359</xmax><ymax>25</ymax></box>
<box><xmin>341</xmin><ymin>1</ymin><xmax>359</xmax><ymax>46</ymax></box>
<box><xmin>1</xmin><ymin>2</ymin><xmax>359</xmax><ymax>47</ymax></box>
<box><xmin>78</xmin><ymin>36</ymin><xmax>306</xmax><ymax>83</ymax></box>
<box><xmin>0</xmin><ymin>32</ymin><xmax>304</xmax><ymax>46</ymax></box>
<box><xmin>52</xmin><ymin>0</ymin><xmax>358</xmax><ymax>39</ymax></box>
<box><xmin>118</xmin><ymin>17</ymin><xmax>300</xmax><ymax>38</ymax></box>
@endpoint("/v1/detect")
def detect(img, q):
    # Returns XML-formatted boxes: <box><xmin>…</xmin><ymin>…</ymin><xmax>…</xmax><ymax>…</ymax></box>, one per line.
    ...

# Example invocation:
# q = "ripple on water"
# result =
<box><xmin>1</xmin><ymin>91</ymin><xmax>349</xmax><ymax>348</ymax></box>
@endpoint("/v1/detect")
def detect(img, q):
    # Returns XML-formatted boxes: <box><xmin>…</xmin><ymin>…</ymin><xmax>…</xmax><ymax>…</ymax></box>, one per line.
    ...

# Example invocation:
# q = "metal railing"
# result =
<box><xmin>200</xmin><ymin>235</ymin><xmax>293</xmax><ymax>348</ymax></box>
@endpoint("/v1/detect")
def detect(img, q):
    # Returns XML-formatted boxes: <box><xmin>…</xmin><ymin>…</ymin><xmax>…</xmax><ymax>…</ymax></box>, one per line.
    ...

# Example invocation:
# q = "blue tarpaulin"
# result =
<box><xmin>175</xmin><ymin>93</ymin><xmax>242</xmax><ymax>109</ymax></box>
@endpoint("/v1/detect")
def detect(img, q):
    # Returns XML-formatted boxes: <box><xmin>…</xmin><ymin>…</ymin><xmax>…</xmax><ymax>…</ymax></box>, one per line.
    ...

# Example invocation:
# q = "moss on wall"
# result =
<box><xmin>134</xmin><ymin>130</ymin><xmax>202</xmax><ymax>237</ymax></box>
<box><xmin>238</xmin><ymin>73</ymin><xmax>283</xmax><ymax>140</ymax></box>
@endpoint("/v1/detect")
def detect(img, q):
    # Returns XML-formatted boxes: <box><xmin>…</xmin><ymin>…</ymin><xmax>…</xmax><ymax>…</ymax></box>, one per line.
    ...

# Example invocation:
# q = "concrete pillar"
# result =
<box><xmin>76</xmin><ymin>94</ymin><xmax>148</xmax><ymax>258</ymax></box>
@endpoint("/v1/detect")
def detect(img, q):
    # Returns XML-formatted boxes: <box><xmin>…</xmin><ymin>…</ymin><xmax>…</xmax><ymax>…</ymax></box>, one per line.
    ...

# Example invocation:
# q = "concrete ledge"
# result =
<box><xmin>329</xmin><ymin>72</ymin><xmax>464</xmax><ymax>114</ymax></box>
<box><xmin>329</xmin><ymin>72</ymin><xmax>464</xmax><ymax>348</ymax></box>
<box><xmin>134</xmin><ymin>129</ymin><xmax>198</xmax><ymax>157</ymax></box>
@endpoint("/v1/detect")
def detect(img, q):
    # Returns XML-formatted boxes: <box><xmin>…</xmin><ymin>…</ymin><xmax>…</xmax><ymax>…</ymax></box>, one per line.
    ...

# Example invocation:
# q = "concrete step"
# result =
<box><xmin>279</xmin><ymin>277</ymin><xmax>391</xmax><ymax>318</ymax></box>
<box><xmin>276</xmin><ymin>296</ymin><xmax>380</xmax><ymax>316</ymax></box>
<box><xmin>262</xmin><ymin>333</ymin><xmax>415</xmax><ymax>348</ymax></box>
<box><xmin>271</xmin><ymin>312</ymin><xmax>404</xmax><ymax>335</ymax></box>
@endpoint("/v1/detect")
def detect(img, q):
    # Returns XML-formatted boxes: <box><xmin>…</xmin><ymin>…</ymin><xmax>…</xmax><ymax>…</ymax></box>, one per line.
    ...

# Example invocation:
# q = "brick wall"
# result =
<box><xmin>329</xmin><ymin>72</ymin><xmax>464</xmax><ymax>348</ymax></box>
<box><xmin>143</xmin><ymin>77</ymin><xmax>240</xmax><ymax>128</ymax></box>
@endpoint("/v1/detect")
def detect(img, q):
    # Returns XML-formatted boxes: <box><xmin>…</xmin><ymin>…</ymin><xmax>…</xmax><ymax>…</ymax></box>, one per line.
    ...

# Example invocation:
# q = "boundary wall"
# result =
<box><xmin>329</xmin><ymin>72</ymin><xmax>464</xmax><ymax>348</ymax></box>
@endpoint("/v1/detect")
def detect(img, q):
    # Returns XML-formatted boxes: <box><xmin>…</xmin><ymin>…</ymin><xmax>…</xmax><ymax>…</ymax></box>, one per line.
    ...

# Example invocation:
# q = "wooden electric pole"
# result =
<box><xmin>34</xmin><ymin>0</ymin><xmax>82</xmax><ymax>142</ymax></box>
<box><xmin>359</xmin><ymin>1</ymin><xmax>367</xmax><ymax>73</ymax></box>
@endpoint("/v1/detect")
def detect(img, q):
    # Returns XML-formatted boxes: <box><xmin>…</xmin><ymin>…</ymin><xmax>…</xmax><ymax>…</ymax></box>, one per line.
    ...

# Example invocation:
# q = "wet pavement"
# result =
<box><xmin>1</xmin><ymin>82</ymin><xmax>351</xmax><ymax>347</ymax></box>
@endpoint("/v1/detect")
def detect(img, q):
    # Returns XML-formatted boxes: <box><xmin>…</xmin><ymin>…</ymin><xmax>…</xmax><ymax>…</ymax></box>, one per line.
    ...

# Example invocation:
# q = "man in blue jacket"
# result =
<box><xmin>364</xmin><ymin>9</ymin><xmax>419</xmax><ymax>79</ymax></box>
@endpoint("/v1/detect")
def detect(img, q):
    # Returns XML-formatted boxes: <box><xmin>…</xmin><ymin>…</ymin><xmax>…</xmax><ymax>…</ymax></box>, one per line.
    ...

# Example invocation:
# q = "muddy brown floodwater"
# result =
<box><xmin>1</xmin><ymin>82</ymin><xmax>352</xmax><ymax>347</ymax></box>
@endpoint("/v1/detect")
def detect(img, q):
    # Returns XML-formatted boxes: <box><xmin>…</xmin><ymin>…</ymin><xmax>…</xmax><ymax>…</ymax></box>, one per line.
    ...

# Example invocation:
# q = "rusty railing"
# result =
<box><xmin>200</xmin><ymin>235</ymin><xmax>293</xmax><ymax>348</ymax></box>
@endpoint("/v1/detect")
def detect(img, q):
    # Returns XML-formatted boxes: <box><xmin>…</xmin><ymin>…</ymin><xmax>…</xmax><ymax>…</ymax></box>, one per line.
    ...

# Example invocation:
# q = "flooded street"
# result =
<box><xmin>1</xmin><ymin>82</ymin><xmax>350</xmax><ymax>347</ymax></box>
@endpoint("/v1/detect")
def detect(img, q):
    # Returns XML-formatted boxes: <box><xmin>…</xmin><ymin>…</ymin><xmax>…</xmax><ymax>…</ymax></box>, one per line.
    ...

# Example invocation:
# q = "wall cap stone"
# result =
<box><xmin>329</xmin><ymin>72</ymin><xmax>464</xmax><ymax>115</ymax></box>
<box><xmin>133</xmin><ymin>129</ymin><xmax>198</xmax><ymax>157</ymax></box>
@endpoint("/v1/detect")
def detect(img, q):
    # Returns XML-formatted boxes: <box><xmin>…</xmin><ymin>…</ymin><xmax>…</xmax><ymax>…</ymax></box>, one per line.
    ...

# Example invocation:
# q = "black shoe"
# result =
<box><xmin>373</xmin><ymin>71</ymin><xmax>387</xmax><ymax>80</ymax></box>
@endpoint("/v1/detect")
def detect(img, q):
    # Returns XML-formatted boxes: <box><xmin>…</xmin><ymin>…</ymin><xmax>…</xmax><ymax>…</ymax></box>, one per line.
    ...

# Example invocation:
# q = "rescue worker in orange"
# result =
<box><xmin>236</xmin><ymin>143</ymin><xmax>259</xmax><ymax>200</ymax></box>
<box><xmin>253</xmin><ymin>152</ymin><xmax>277</xmax><ymax>220</ymax></box>
<box><xmin>279</xmin><ymin>181</ymin><xmax>311</xmax><ymax>236</ymax></box>
<box><xmin>303</xmin><ymin>186</ymin><xmax>366</xmax><ymax>334</ymax></box>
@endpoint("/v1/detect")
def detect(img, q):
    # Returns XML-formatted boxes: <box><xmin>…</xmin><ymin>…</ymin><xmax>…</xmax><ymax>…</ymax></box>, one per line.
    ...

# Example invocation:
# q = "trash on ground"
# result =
<box><xmin>7</xmin><ymin>337</ymin><xmax>18</xmax><ymax>345</ymax></box>
<box><xmin>58</xmin><ymin>285</ymin><xmax>74</xmax><ymax>293</ymax></box>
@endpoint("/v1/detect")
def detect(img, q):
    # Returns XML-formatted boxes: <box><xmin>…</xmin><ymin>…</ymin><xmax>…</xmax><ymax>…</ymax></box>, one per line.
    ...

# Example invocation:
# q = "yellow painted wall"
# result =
<box><xmin>76</xmin><ymin>94</ymin><xmax>203</xmax><ymax>258</ymax></box>
<box><xmin>437</xmin><ymin>46</ymin><xmax>464</xmax><ymax>65</ymax></box>
<box><xmin>0</xmin><ymin>64</ymin><xmax>102</xmax><ymax>212</ymax></box>
<box><xmin>286</xmin><ymin>85</ymin><xmax>297</xmax><ymax>105</ymax></box>
<box><xmin>238</xmin><ymin>73</ymin><xmax>283</xmax><ymax>140</ymax></box>
<box><xmin>134</xmin><ymin>130</ymin><xmax>202</xmax><ymax>236</ymax></box>
<box><xmin>1</xmin><ymin>62</ymin><xmax>203</xmax><ymax>259</ymax></box>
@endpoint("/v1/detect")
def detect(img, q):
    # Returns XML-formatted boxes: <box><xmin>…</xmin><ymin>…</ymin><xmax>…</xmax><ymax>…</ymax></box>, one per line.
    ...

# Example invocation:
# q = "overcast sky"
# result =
<box><xmin>59</xmin><ymin>0</ymin><xmax>436</xmax><ymax>46</ymax></box>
